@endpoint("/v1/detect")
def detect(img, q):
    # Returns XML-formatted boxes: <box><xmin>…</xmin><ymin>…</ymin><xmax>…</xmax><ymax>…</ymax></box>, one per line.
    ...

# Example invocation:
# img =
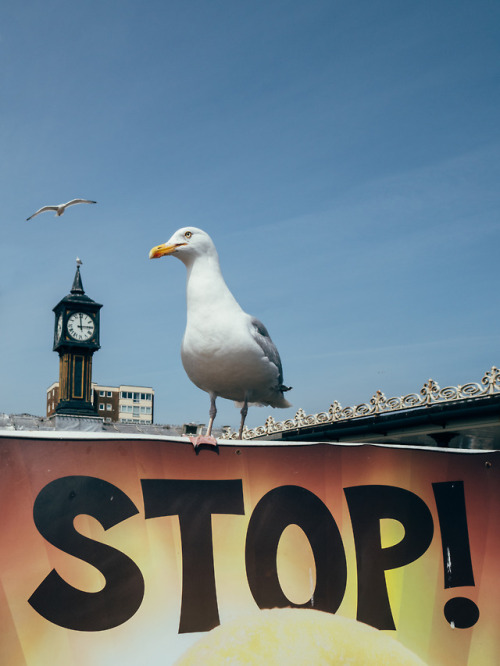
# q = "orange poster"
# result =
<box><xmin>0</xmin><ymin>432</ymin><xmax>498</xmax><ymax>665</ymax></box>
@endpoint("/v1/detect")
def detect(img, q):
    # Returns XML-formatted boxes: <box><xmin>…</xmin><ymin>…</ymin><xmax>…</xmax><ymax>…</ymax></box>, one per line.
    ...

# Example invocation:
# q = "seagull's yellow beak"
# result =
<box><xmin>149</xmin><ymin>242</ymin><xmax>186</xmax><ymax>259</ymax></box>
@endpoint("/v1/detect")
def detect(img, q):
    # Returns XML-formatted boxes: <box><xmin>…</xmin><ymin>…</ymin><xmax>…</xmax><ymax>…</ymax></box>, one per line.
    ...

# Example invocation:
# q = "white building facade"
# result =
<box><xmin>47</xmin><ymin>382</ymin><xmax>154</xmax><ymax>425</ymax></box>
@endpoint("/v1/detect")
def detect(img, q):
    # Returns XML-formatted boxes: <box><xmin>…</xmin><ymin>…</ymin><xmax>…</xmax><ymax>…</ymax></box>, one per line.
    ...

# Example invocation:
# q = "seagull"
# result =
<box><xmin>149</xmin><ymin>227</ymin><xmax>291</xmax><ymax>443</ymax></box>
<box><xmin>26</xmin><ymin>199</ymin><xmax>97</xmax><ymax>221</ymax></box>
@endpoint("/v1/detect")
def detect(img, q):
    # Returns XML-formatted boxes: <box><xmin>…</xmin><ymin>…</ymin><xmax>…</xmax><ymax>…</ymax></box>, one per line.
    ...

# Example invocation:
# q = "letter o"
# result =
<box><xmin>245</xmin><ymin>485</ymin><xmax>346</xmax><ymax>613</ymax></box>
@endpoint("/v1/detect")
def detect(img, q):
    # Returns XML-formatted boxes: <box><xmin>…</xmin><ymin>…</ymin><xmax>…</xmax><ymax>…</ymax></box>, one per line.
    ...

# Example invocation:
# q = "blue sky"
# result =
<box><xmin>1</xmin><ymin>0</ymin><xmax>499</xmax><ymax>430</ymax></box>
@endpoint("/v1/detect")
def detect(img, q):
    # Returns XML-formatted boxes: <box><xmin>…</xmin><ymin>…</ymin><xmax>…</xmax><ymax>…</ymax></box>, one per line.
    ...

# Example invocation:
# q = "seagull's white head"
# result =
<box><xmin>149</xmin><ymin>227</ymin><xmax>217</xmax><ymax>265</ymax></box>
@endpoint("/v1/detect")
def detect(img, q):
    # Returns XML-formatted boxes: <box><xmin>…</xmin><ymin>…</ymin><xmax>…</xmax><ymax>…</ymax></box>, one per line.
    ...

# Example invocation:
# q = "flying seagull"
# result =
<box><xmin>26</xmin><ymin>199</ymin><xmax>97</xmax><ymax>221</ymax></box>
<box><xmin>149</xmin><ymin>227</ymin><xmax>291</xmax><ymax>444</ymax></box>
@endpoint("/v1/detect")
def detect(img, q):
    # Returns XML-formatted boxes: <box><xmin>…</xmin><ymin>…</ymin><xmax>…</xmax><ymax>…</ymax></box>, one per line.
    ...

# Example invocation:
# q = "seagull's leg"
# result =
<box><xmin>206</xmin><ymin>393</ymin><xmax>217</xmax><ymax>436</ymax></box>
<box><xmin>237</xmin><ymin>398</ymin><xmax>249</xmax><ymax>440</ymax></box>
<box><xmin>189</xmin><ymin>394</ymin><xmax>218</xmax><ymax>450</ymax></box>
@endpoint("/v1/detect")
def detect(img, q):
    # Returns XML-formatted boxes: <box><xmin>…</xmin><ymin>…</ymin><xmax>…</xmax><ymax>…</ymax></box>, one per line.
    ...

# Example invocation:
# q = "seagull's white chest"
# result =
<box><xmin>181</xmin><ymin>306</ymin><xmax>278</xmax><ymax>403</ymax></box>
<box><xmin>177</xmin><ymin>249</ymin><xmax>283</xmax><ymax>405</ymax></box>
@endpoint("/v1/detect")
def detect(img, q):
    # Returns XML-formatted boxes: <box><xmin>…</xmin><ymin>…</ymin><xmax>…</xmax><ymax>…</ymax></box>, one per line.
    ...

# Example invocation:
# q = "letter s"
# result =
<box><xmin>29</xmin><ymin>476</ymin><xmax>144</xmax><ymax>631</ymax></box>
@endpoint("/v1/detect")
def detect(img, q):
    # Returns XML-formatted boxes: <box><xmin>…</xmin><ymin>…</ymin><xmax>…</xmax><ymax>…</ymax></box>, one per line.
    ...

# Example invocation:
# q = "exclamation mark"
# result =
<box><xmin>432</xmin><ymin>481</ymin><xmax>480</xmax><ymax>628</ymax></box>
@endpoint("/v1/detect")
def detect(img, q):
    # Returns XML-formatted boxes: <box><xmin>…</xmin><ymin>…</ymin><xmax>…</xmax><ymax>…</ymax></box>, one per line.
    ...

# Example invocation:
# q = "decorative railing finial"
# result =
<box><xmin>221</xmin><ymin>366</ymin><xmax>500</xmax><ymax>440</ymax></box>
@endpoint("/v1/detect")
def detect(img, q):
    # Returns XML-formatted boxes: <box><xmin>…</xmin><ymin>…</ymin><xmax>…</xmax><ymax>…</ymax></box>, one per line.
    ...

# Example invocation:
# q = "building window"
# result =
<box><xmin>106</xmin><ymin>404</ymin><xmax>112</xmax><ymax>411</ymax></box>
<box><xmin>99</xmin><ymin>390</ymin><xmax>105</xmax><ymax>396</ymax></box>
<box><xmin>99</xmin><ymin>404</ymin><xmax>104</xmax><ymax>411</ymax></box>
<box><xmin>107</xmin><ymin>391</ymin><xmax>112</xmax><ymax>397</ymax></box>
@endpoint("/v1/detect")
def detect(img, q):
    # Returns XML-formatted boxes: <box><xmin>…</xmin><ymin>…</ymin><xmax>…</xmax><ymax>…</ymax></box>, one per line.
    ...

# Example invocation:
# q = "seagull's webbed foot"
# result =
<box><xmin>189</xmin><ymin>435</ymin><xmax>218</xmax><ymax>452</ymax></box>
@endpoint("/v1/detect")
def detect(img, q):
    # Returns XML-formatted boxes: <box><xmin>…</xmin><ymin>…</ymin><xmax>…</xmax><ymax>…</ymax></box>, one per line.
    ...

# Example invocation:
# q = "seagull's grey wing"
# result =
<box><xmin>64</xmin><ymin>199</ymin><xmax>97</xmax><ymax>208</ymax></box>
<box><xmin>26</xmin><ymin>206</ymin><xmax>58</xmax><ymax>220</ymax></box>
<box><xmin>250</xmin><ymin>316</ymin><xmax>285</xmax><ymax>385</ymax></box>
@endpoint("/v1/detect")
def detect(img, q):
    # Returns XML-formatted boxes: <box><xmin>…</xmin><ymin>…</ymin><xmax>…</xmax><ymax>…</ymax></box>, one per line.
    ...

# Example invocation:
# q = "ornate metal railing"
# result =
<box><xmin>221</xmin><ymin>366</ymin><xmax>500</xmax><ymax>440</ymax></box>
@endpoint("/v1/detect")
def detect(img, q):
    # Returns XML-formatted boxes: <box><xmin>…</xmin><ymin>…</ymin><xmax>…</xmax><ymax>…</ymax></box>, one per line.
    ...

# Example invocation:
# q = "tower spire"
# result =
<box><xmin>71</xmin><ymin>257</ymin><xmax>85</xmax><ymax>295</ymax></box>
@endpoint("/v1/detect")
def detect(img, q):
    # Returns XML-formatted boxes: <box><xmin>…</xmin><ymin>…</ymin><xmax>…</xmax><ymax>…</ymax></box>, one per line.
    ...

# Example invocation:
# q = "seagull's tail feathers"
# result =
<box><xmin>270</xmin><ymin>384</ymin><xmax>292</xmax><ymax>408</ymax></box>
<box><xmin>271</xmin><ymin>395</ymin><xmax>292</xmax><ymax>409</ymax></box>
<box><xmin>234</xmin><ymin>396</ymin><xmax>292</xmax><ymax>409</ymax></box>
<box><xmin>261</xmin><ymin>386</ymin><xmax>293</xmax><ymax>409</ymax></box>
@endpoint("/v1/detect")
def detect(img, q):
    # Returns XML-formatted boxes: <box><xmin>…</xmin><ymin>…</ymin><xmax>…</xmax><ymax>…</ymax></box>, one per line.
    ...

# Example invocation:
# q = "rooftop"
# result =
<box><xmin>222</xmin><ymin>366</ymin><xmax>500</xmax><ymax>450</ymax></box>
<box><xmin>0</xmin><ymin>413</ymin><xmax>228</xmax><ymax>440</ymax></box>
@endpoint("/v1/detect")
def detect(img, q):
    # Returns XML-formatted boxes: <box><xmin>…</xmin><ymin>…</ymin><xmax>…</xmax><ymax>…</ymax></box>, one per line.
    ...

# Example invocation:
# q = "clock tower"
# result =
<box><xmin>52</xmin><ymin>259</ymin><xmax>102</xmax><ymax>418</ymax></box>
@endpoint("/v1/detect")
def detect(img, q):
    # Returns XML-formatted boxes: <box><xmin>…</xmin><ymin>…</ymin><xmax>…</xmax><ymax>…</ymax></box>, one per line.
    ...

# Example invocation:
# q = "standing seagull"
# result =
<box><xmin>149</xmin><ymin>227</ymin><xmax>291</xmax><ymax>442</ymax></box>
<box><xmin>26</xmin><ymin>199</ymin><xmax>97</xmax><ymax>221</ymax></box>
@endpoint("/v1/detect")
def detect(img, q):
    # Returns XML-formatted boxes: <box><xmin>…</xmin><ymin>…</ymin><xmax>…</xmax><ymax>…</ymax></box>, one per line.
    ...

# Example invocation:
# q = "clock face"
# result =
<box><xmin>67</xmin><ymin>312</ymin><xmax>95</xmax><ymax>341</ymax></box>
<box><xmin>56</xmin><ymin>314</ymin><xmax>63</xmax><ymax>342</ymax></box>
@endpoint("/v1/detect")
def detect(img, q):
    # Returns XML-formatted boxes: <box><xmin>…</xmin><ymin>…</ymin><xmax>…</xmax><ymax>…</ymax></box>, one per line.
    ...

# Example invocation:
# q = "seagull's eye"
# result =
<box><xmin>185</xmin><ymin>231</ymin><xmax>192</xmax><ymax>239</ymax></box>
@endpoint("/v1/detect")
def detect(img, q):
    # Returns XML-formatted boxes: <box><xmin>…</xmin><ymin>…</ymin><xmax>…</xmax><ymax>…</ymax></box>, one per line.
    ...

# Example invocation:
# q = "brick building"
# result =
<box><xmin>47</xmin><ymin>382</ymin><xmax>154</xmax><ymax>424</ymax></box>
